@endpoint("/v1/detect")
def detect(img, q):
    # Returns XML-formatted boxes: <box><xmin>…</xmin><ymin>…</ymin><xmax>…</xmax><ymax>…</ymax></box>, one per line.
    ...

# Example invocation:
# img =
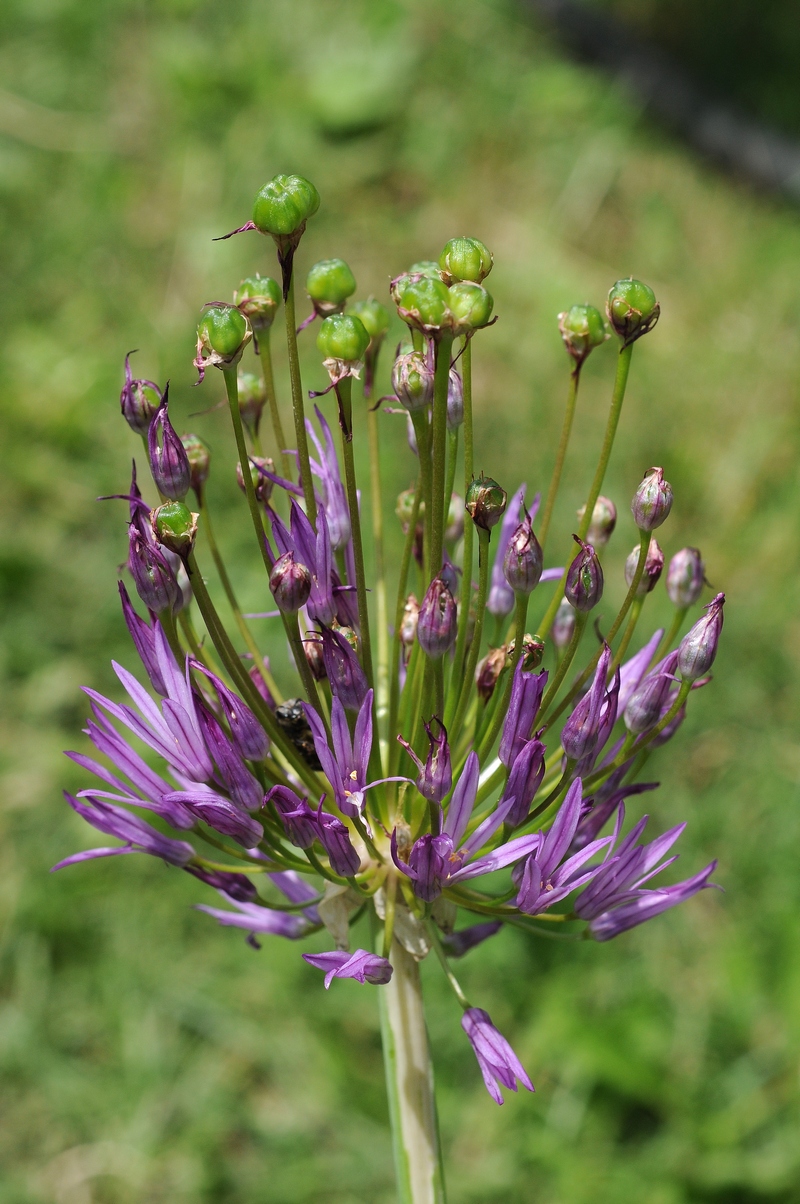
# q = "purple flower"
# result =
<box><xmin>618</xmin><ymin>628</ymin><xmax>664</xmax><ymax>714</ymax></box>
<box><xmin>52</xmin><ymin>792</ymin><xmax>195</xmax><ymax>871</ymax></box>
<box><xmin>128</xmin><ymin>522</ymin><xmax>181</xmax><ymax>615</ymax></box>
<box><xmin>120</xmin><ymin>350</ymin><xmax>161</xmax><ymax>435</ymax></box>
<box><xmin>498</xmin><ymin>663</ymin><xmax>547</xmax><ymax>768</ymax></box>
<box><xmin>185</xmin><ymin>866</ymin><xmax>258</xmax><ymax>902</ymax></box>
<box><xmin>624</xmin><ymin>651</ymin><xmax>679</xmax><ymax>735</ymax></box>
<box><xmin>512</xmin><ymin>778</ymin><xmax>613</xmax><ymax>915</ymax></box>
<box><xmin>397</xmin><ymin>717</ymin><xmax>452</xmax><ymax>804</ymax></box>
<box><xmin>268</xmin><ymin>785</ymin><xmax>319</xmax><ymax>849</ymax></box>
<box><xmin>461</xmin><ymin>1008</ymin><xmax>534</xmax><ymax>1105</ymax></box>
<box><xmin>271</xmin><ymin>500</ymin><xmax>337</xmax><ymax>627</ymax></box>
<box><xmin>417</xmin><ymin>576</ymin><xmax>458</xmax><ymax>659</ymax></box>
<box><xmin>303</xmin><ymin>948</ymin><xmax>393</xmax><ymax>988</ymax></box>
<box><xmin>500</xmin><ymin>737</ymin><xmax>545</xmax><ymax>827</ymax></box>
<box><xmin>196</xmin><ymin>704</ymin><xmax>263</xmax><ymax>810</ymax></box>
<box><xmin>316</xmin><ymin>806</ymin><xmax>362</xmax><ymax>878</ymax></box>
<box><xmin>119</xmin><ymin>581</ymin><xmax>167</xmax><ymax>695</ymax></box>
<box><xmin>569</xmin><ymin>779</ymin><xmax>658</xmax><ymax>853</ymax></box>
<box><xmin>306</xmin><ymin>405</ymin><xmax>350</xmax><ymax>551</ymax></box>
<box><xmin>320</xmin><ymin>626</ymin><xmax>369</xmax><ymax>711</ymax></box>
<box><xmin>678</xmin><ymin>592</ymin><xmax>725</xmax><ymax>681</ymax></box>
<box><xmin>196</xmin><ymin>894</ymin><xmax>311</xmax><ymax>940</ymax></box>
<box><xmin>392</xmin><ymin>752</ymin><xmax>541</xmax><ymax>901</ymax></box>
<box><xmin>303</xmin><ymin>689</ymin><xmax>374</xmax><ymax>819</ymax></box>
<box><xmin>574</xmin><ymin>806</ymin><xmax>719</xmax><ymax>938</ymax></box>
<box><xmin>561</xmin><ymin>645</ymin><xmax>615</xmax><ymax>762</ymax></box>
<box><xmin>488</xmin><ymin>484</ymin><xmax>529</xmax><ymax>618</ymax></box>
<box><xmin>165</xmin><ymin>789</ymin><xmax>264</xmax><ymax>847</ymax></box>
<box><xmin>441</xmin><ymin>921</ymin><xmax>502</xmax><ymax>958</ymax></box>
<box><xmin>147</xmin><ymin>385</ymin><xmax>191</xmax><ymax>501</ymax></box>
<box><xmin>191</xmin><ymin>663</ymin><xmax>269</xmax><ymax>761</ymax></box>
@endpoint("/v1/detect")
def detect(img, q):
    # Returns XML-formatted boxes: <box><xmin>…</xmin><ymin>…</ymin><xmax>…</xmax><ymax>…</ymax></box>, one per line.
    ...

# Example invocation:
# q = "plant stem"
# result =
<box><xmin>283</xmin><ymin>274</ymin><xmax>317</xmax><ymax>527</ymax></box>
<box><xmin>258</xmin><ymin>331</ymin><xmax>293</xmax><ymax>480</ymax></box>
<box><xmin>652</xmin><ymin>606</ymin><xmax>688</xmax><ymax>668</ymax></box>
<box><xmin>453</xmin><ymin>340</ymin><xmax>474</xmax><ymax>685</ymax></box>
<box><xmin>378</xmin><ymin>939</ymin><xmax>446</xmax><ymax>1204</ymax></box>
<box><xmin>473</xmin><ymin>594</ymin><xmax>528</xmax><ymax>764</ymax></box>
<box><xmin>610</xmin><ymin>595</ymin><xmax>643</xmax><ymax>674</ymax></box>
<box><xmin>222</xmin><ymin>367</ymin><xmax>271</xmax><ymax>577</ymax></box>
<box><xmin>444</xmin><ymin>428</ymin><xmax>458</xmax><ymax>529</ymax></box>
<box><xmin>388</xmin><ymin>484</ymin><xmax>422</xmax><ymax>778</ymax></box>
<box><xmin>335</xmin><ymin>377</ymin><xmax>374</xmax><ymax>689</ymax></box>
<box><xmin>429</xmin><ymin>335</ymin><xmax>454</xmax><ymax>582</ymax></box>
<box><xmin>446</xmin><ymin>527</ymin><xmax>490</xmax><ymax>737</ymax></box>
<box><xmin>537</xmin><ymin>611</ymin><xmax>588</xmax><ymax>718</ymax></box>
<box><xmin>536</xmin><ymin>343</ymin><xmax>634</xmax><ymax>639</ymax></box>
<box><xmin>367</xmin><ymin>399</ymin><xmax>389</xmax><ymax>723</ymax></box>
<box><xmin>411</xmin><ymin>409</ymin><xmax>434</xmax><ymax>586</ymax></box>
<box><xmin>538</xmin><ymin>367</ymin><xmax>580</xmax><ymax>550</ymax></box>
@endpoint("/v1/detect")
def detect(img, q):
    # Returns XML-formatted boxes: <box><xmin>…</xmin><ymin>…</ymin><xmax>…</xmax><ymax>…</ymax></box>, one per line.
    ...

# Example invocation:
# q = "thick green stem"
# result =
<box><xmin>283</xmin><ymin>275</ymin><xmax>317</xmax><ymax>526</ymax></box>
<box><xmin>258</xmin><ymin>331</ymin><xmax>293</xmax><ymax>480</ymax></box>
<box><xmin>378</xmin><ymin>939</ymin><xmax>446</xmax><ymax>1204</ymax></box>
<box><xmin>429</xmin><ymin>335</ymin><xmax>454</xmax><ymax>583</ymax></box>
<box><xmin>446</xmin><ymin>527</ymin><xmax>491</xmax><ymax>737</ymax></box>
<box><xmin>336</xmin><ymin>378</ymin><xmax>374</xmax><ymax>689</ymax></box>
<box><xmin>536</xmin><ymin>344</ymin><xmax>634</xmax><ymax>639</ymax></box>
<box><xmin>367</xmin><ymin>401</ymin><xmax>389</xmax><ymax>725</ymax></box>
<box><xmin>453</xmin><ymin>341</ymin><xmax>474</xmax><ymax>685</ymax></box>
<box><xmin>538</xmin><ymin>368</ymin><xmax>580</xmax><ymax>550</ymax></box>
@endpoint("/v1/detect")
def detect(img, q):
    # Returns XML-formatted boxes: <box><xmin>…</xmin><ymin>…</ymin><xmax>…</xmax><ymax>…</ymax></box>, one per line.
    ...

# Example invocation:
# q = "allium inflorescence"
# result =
<box><xmin>58</xmin><ymin>174</ymin><xmax>722</xmax><ymax>1133</ymax></box>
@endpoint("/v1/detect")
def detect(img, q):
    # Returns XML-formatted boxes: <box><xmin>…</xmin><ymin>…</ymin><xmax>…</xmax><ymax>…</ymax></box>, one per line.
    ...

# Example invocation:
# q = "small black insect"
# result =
<box><xmin>275</xmin><ymin>699</ymin><xmax>323</xmax><ymax>771</ymax></box>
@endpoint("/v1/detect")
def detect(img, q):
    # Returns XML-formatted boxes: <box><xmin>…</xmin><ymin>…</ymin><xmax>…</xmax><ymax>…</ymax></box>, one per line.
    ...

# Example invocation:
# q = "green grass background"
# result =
<box><xmin>1</xmin><ymin>0</ymin><xmax>800</xmax><ymax>1200</ymax></box>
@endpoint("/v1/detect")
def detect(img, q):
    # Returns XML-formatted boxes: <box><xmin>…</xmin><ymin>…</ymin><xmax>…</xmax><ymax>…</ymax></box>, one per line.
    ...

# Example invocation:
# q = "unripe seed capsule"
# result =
<box><xmin>558</xmin><ymin>304</ymin><xmax>608</xmax><ymax>367</ymax></box>
<box><xmin>606</xmin><ymin>278</ymin><xmax>660</xmax><ymax>346</ymax></box>
<box><xmin>234</xmin><ymin>275</ymin><xmax>281</xmax><ymax>330</ymax></box>
<box><xmin>466</xmin><ymin>473</ymin><xmax>507</xmax><ymax>531</ymax></box>
<box><xmin>151</xmin><ymin>501</ymin><xmax>198</xmax><ymax>559</ymax></box>
<box><xmin>306</xmin><ymin>258</ymin><xmax>357</xmax><ymax>317</ymax></box>
<box><xmin>392</xmin><ymin>274</ymin><xmax>452</xmax><ymax>332</ymax></box>
<box><xmin>448</xmin><ymin>281</ymin><xmax>494</xmax><ymax>333</ymax></box>
<box><xmin>392</xmin><ymin>351</ymin><xmax>434</xmax><ymax>412</ymax></box>
<box><xmin>316</xmin><ymin>313</ymin><xmax>370</xmax><ymax>363</ymax></box>
<box><xmin>439</xmin><ymin>236</ymin><xmax>493</xmax><ymax>285</ymax></box>
<box><xmin>181</xmin><ymin>433</ymin><xmax>210</xmax><ymax>502</ymax></box>
<box><xmin>252</xmin><ymin>174</ymin><xmax>320</xmax><ymax>237</ymax></box>
<box><xmin>270</xmin><ymin>551</ymin><xmax>312</xmax><ymax>613</ymax></box>
<box><xmin>565</xmin><ymin>537</ymin><xmax>604</xmax><ymax>612</ymax></box>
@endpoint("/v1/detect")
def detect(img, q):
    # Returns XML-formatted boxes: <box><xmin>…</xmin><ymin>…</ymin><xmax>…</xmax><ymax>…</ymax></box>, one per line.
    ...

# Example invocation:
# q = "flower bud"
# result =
<box><xmin>392</xmin><ymin>350</ymin><xmax>434</xmax><ymax>412</ymax></box>
<box><xmin>558</xmin><ymin>304</ymin><xmax>608</xmax><ymax>367</ymax></box>
<box><xmin>447</xmin><ymin>368</ymin><xmax>463</xmax><ymax>430</ymax></box>
<box><xmin>448</xmin><ymin>281</ymin><xmax>494</xmax><ymax>334</ymax></box>
<box><xmin>418</xmin><ymin>577</ymin><xmax>458</xmax><ymax>659</ymax></box>
<box><xmin>120</xmin><ymin>352</ymin><xmax>161</xmax><ymax>435</ymax></box>
<box><xmin>606</xmin><ymin>278</ymin><xmax>660</xmax><ymax>346</ymax></box>
<box><xmin>350</xmin><ymin>298</ymin><xmax>390</xmax><ymax>342</ymax></box>
<box><xmin>624</xmin><ymin>653</ymin><xmax>678</xmax><ymax>735</ymax></box>
<box><xmin>578</xmin><ymin>495</ymin><xmax>617</xmax><ymax>548</ymax></box>
<box><xmin>316</xmin><ymin>313</ymin><xmax>370</xmax><ymax>363</ymax></box>
<box><xmin>194</xmin><ymin>304</ymin><xmax>252</xmax><ymax>381</ymax></box>
<box><xmin>252</xmin><ymin>173</ymin><xmax>320</xmax><ymax>238</ymax></box>
<box><xmin>237</xmin><ymin>372</ymin><xmax>266</xmax><ymax>440</ymax></box>
<box><xmin>565</xmin><ymin>537</ymin><xmax>604</xmax><ymax>612</ymax></box>
<box><xmin>625</xmin><ymin>537</ymin><xmax>664</xmax><ymax>596</ymax></box>
<box><xmin>148</xmin><ymin>388</ymin><xmax>191</xmax><ymax>501</ymax></box>
<box><xmin>234</xmin><ymin>274</ymin><xmax>281</xmax><ymax>330</ymax></box>
<box><xmin>320</xmin><ymin>626</ymin><xmax>369</xmax><ymax>711</ymax></box>
<box><xmin>466</xmin><ymin>473</ymin><xmax>507</xmax><ymax>531</ymax></box>
<box><xmin>181</xmin><ymin>433</ymin><xmax>210</xmax><ymax>502</ymax></box>
<box><xmin>439</xmin><ymin>236</ymin><xmax>493</xmax><ymax>285</ymax></box>
<box><xmin>678</xmin><ymin>593</ymin><xmax>724</xmax><ymax>681</ymax></box>
<box><xmin>400</xmin><ymin>594</ymin><xmax>420</xmax><ymax>652</ymax></box>
<box><xmin>551</xmin><ymin>598</ymin><xmax>576</xmax><ymax>649</ymax></box>
<box><xmin>396</xmin><ymin>488</ymin><xmax>422</xmax><ymax>528</ymax></box>
<box><xmin>270</xmin><ymin>551</ymin><xmax>312</xmax><ymax>613</ymax></box>
<box><xmin>128</xmin><ymin>525</ymin><xmax>180</xmax><ymax>614</ymax></box>
<box><xmin>476</xmin><ymin>645</ymin><xmax>508</xmax><ymax>702</ymax></box>
<box><xmin>508</xmin><ymin>633</ymin><xmax>545</xmax><ymax>671</ymax></box>
<box><xmin>631</xmin><ymin>466</ymin><xmax>673</xmax><ymax>531</ymax></box>
<box><xmin>306</xmin><ymin>258</ymin><xmax>357</xmax><ymax>318</ymax></box>
<box><xmin>446</xmin><ymin>493</ymin><xmax>465</xmax><ymax>543</ymax></box>
<box><xmin>391</xmin><ymin>274</ymin><xmax>452</xmax><ymax>333</ymax></box>
<box><xmin>304</xmin><ymin>633</ymin><xmax>327</xmax><ymax>682</ymax></box>
<box><xmin>503</xmin><ymin>516</ymin><xmax>543</xmax><ymax>595</ymax></box>
<box><xmin>666</xmin><ymin>547</ymin><xmax>705</xmax><ymax>607</ymax></box>
<box><xmin>151</xmin><ymin>501</ymin><xmax>198</xmax><ymax>559</ymax></box>
<box><xmin>236</xmin><ymin>455</ymin><xmax>274</xmax><ymax>505</ymax></box>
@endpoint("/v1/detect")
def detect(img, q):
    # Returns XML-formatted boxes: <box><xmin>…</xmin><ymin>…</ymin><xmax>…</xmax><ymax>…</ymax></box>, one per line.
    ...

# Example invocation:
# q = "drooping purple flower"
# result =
<box><xmin>306</xmin><ymin>405</ymin><xmax>351</xmax><ymax>551</ymax></box>
<box><xmin>165</xmin><ymin>789</ymin><xmax>264</xmax><ymax>847</ymax></box>
<box><xmin>678</xmin><ymin>592</ymin><xmax>725</xmax><ymax>681</ymax></box>
<box><xmin>512</xmin><ymin>778</ymin><xmax>613</xmax><ymax>915</ymax></box>
<box><xmin>498</xmin><ymin>663</ymin><xmax>548</xmax><ymax>768</ymax></box>
<box><xmin>185</xmin><ymin>866</ymin><xmax>258</xmax><ymax>902</ymax></box>
<box><xmin>120</xmin><ymin>351</ymin><xmax>162</xmax><ymax>435</ymax></box>
<box><xmin>589</xmin><ymin>861</ymin><xmax>719</xmax><ymax>941</ymax></box>
<box><xmin>191</xmin><ymin>662</ymin><xmax>269</xmax><ymax>761</ymax></box>
<box><xmin>270</xmin><ymin>551</ymin><xmax>312</xmax><ymax>613</ymax></box>
<box><xmin>461</xmin><ymin>1008</ymin><xmax>534</xmax><ymax>1105</ymax></box>
<box><xmin>320</xmin><ymin>626</ymin><xmax>369</xmax><ymax>711</ymax></box>
<box><xmin>441</xmin><ymin>921</ymin><xmax>502</xmax><ymax>958</ymax></box>
<box><xmin>128</xmin><ymin>522</ymin><xmax>181</xmax><ymax>615</ymax></box>
<box><xmin>624</xmin><ymin>650</ymin><xmax>679</xmax><ymax>735</ymax></box>
<box><xmin>618</xmin><ymin>628</ymin><xmax>664</xmax><ymax>713</ymax></box>
<box><xmin>52</xmin><ymin>792</ymin><xmax>195</xmax><ymax>871</ymax></box>
<box><xmin>196</xmin><ymin>894</ymin><xmax>312</xmax><ymax>940</ymax></box>
<box><xmin>561</xmin><ymin>645</ymin><xmax>614</xmax><ymax>762</ymax></box>
<box><xmin>487</xmin><ymin>485</ymin><xmax>527</xmax><ymax>617</ymax></box>
<box><xmin>316</xmin><ymin>806</ymin><xmax>362</xmax><ymax>878</ymax></box>
<box><xmin>303</xmin><ymin>948</ymin><xmax>393</xmax><ymax>988</ymax></box>
<box><xmin>500</xmin><ymin>737</ymin><xmax>545</xmax><ymax>827</ymax></box>
<box><xmin>569</xmin><ymin>779</ymin><xmax>659</xmax><ymax>853</ymax></box>
<box><xmin>267</xmin><ymin>786</ymin><xmax>319</xmax><ymax>849</ymax></box>
<box><xmin>147</xmin><ymin>386</ymin><xmax>191</xmax><ymax>501</ymax></box>
<box><xmin>118</xmin><ymin>581</ymin><xmax>167</xmax><ymax>695</ymax></box>
<box><xmin>397</xmin><ymin>717</ymin><xmax>452</xmax><ymax>804</ymax></box>
<box><xmin>196</xmin><ymin>704</ymin><xmax>263</xmax><ymax>810</ymax></box>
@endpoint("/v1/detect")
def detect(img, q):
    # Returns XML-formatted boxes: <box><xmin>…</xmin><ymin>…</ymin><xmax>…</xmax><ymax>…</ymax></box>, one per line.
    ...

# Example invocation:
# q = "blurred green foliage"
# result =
<box><xmin>1</xmin><ymin>0</ymin><xmax>800</xmax><ymax>1201</ymax></box>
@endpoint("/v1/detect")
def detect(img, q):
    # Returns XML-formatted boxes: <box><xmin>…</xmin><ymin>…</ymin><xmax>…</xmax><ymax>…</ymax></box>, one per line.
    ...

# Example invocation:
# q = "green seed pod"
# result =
<box><xmin>606</xmin><ymin>278</ymin><xmax>660</xmax><ymax>346</ymax></box>
<box><xmin>407</xmin><ymin>260</ymin><xmax>442</xmax><ymax>280</ymax></box>
<box><xmin>396</xmin><ymin>487</ymin><xmax>423</xmax><ymax>528</ymax></box>
<box><xmin>252</xmin><ymin>174</ymin><xmax>320</xmax><ymax>238</ymax></box>
<box><xmin>466</xmin><ymin>472</ymin><xmax>507</xmax><ymax>531</ymax></box>
<box><xmin>558</xmin><ymin>304</ymin><xmax>608</xmax><ymax>367</ymax></box>
<box><xmin>448</xmin><ymin>282</ymin><xmax>494</xmax><ymax>334</ymax></box>
<box><xmin>316</xmin><ymin>313</ymin><xmax>370</xmax><ymax>364</ymax></box>
<box><xmin>439</xmin><ymin>236</ymin><xmax>493</xmax><ymax>285</ymax></box>
<box><xmin>237</xmin><ymin>371</ymin><xmax>266</xmax><ymax>441</ymax></box>
<box><xmin>234</xmin><ymin>274</ymin><xmax>281</xmax><ymax>330</ymax></box>
<box><xmin>180</xmin><ymin>433</ymin><xmax>211</xmax><ymax>502</ymax></box>
<box><xmin>152</xmin><ymin>501</ymin><xmax>198</xmax><ymax>559</ymax></box>
<box><xmin>194</xmin><ymin>304</ymin><xmax>252</xmax><ymax>381</ymax></box>
<box><xmin>508</xmin><ymin>633</ymin><xmax>546</xmax><ymax>672</ymax></box>
<box><xmin>306</xmin><ymin>258</ymin><xmax>357</xmax><ymax>318</ymax></box>
<box><xmin>391</xmin><ymin>274</ymin><xmax>452</xmax><ymax>333</ymax></box>
<box><xmin>350</xmin><ymin>298</ymin><xmax>390</xmax><ymax>342</ymax></box>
